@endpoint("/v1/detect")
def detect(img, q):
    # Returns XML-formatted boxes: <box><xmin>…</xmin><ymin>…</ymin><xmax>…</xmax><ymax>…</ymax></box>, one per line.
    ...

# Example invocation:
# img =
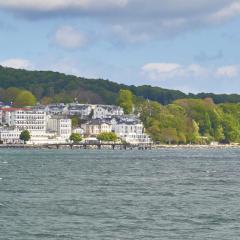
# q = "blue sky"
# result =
<box><xmin>0</xmin><ymin>0</ymin><xmax>240</xmax><ymax>94</ymax></box>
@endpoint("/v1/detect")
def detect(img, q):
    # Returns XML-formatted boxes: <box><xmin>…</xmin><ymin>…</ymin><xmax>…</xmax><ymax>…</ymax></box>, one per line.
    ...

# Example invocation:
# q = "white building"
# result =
<box><xmin>111</xmin><ymin>115</ymin><xmax>151</xmax><ymax>144</ymax></box>
<box><xmin>92</xmin><ymin>105</ymin><xmax>124</xmax><ymax>119</ymax></box>
<box><xmin>72</xmin><ymin>127</ymin><xmax>85</xmax><ymax>135</ymax></box>
<box><xmin>47</xmin><ymin>116</ymin><xmax>72</xmax><ymax>140</ymax></box>
<box><xmin>0</xmin><ymin>108</ymin><xmax>74</xmax><ymax>144</ymax></box>
<box><xmin>67</xmin><ymin>104</ymin><xmax>92</xmax><ymax>118</ymax></box>
<box><xmin>45</xmin><ymin>104</ymin><xmax>67</xmax><ymax>115</ymax></box>
<box><xmin>81</xmin><ymin>119</ymin><xmax>112</xmax><ymax>136</ymax></box>
<box><xmin>0</xmin><ymin>128</ymin><xmax>21</xmax><ymax>144</ymax></box>
<box><xmin>9</xmin><ymin>109</ymin><xmax>47</xmax><ymax>137</ymax></box>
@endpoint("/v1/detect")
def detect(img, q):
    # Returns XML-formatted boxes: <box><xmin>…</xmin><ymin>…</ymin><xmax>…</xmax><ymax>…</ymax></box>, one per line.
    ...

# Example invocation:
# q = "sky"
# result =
<box><xmin>0</xmin><ymin>0</ymin><xmax>240</xmax><ymax>94</ymax></box>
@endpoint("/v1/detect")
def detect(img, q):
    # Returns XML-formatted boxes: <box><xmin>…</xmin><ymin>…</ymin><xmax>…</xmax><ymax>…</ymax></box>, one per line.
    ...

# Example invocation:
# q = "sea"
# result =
<box><xmin>0</xmin><ymin>148</ymin><xmax>240</xmax><ymax>240</ymax></box>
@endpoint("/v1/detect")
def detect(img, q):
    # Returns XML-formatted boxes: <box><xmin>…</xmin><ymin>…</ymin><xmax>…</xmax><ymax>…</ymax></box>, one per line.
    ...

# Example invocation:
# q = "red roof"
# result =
<box><xmin>0</xmin><ymin>108</ymin><xmax>31</xmax><ymax>112</ymax></box>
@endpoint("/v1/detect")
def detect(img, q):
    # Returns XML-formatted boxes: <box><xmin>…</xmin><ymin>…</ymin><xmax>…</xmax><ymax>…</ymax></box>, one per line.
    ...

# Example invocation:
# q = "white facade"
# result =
<box><xmin>9</xmin><ymin>109</ymin><xmax>47</xmax><ymax>136</ymax></box>
<box><xmin>47</xmin><ymin>117</ymin><xmax>72</xmax><ymax>140</ymax></box>
<box><xmin>81</xmin><ymin>120</ymin><xmax>112</xmax><ymax>136</ymax></box>
<box><xmin>72</xmin><ymin>127</ymin><xmax>85</xmax><ymax>135</ymax></box>
<box><xmin>112</xmin><ymin>122</ymin><xmax>144</xmax><ymax>135</ymax></box>
<box><xmin>67</xmin><ymin>104</ymin><xmax>92</xmax><ymax>117</ymax></box>
<box><xmin>118</xmin><ymin>133</ymin><xmax>151</xmax><ymax>144</ymax></box>
<box><xmin>111</xmin><ymin>116</ymin><xmax>151</xmax><ymax>144</ymax></box>
<box><xmin>0</xmin><ymin>128</ymin><xmax>21</xmax><ymax>144</ymax></box>
<box><xmin>27</xmin><ymin>133</ymin><xmax>69</xmax><ymax>145</ymax></box>
<box><xmin>92</xmin><ymin>105</ymin><xmax>124</xmax><ymax>119</ymax></box>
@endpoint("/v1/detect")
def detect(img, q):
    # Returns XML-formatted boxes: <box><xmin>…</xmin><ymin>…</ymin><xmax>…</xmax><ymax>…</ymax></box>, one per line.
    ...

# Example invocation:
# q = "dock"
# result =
<box><xmin>0</xmin><ymin>143</ymin><xmax>153</xmax><ymax>150</ymax></box>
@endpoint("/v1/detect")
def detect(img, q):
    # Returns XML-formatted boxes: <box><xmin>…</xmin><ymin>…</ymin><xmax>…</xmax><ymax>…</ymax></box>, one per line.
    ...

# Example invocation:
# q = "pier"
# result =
<box><xmin>0</xmin><ymin>143</ymin><xmax>153</xmax><ymax>150</ymax></box>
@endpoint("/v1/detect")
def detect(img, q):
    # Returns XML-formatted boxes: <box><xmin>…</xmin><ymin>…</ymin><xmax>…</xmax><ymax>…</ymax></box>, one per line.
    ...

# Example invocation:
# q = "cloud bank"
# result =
<box><xmin>142</xmin><ymin>63</ymin><xmax>240</xmax><ymax>81</ymax></box>
<box><xmin>1</xmin><ymin>1</ymin><xmax>240</xmax><ymax>41</ymax></box>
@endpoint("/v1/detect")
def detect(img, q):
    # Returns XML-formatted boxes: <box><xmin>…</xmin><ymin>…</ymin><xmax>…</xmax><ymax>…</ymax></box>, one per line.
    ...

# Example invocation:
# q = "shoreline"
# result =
<box><xmin>0</xmin><ymin>143</ymin><xmax>239</xmax><ymax>150</ymax></box>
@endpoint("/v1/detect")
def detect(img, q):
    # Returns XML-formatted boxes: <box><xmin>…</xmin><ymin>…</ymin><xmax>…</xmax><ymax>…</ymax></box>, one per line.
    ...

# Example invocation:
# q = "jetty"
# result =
<box><xmin>0</xmin><ymin>143</ymin><xmax>153</xmax><ymax>150</ymax></box>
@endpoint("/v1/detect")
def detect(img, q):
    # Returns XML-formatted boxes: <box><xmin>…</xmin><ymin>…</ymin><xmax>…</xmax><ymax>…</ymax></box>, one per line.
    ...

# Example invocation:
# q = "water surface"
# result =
<box><xmin>0</xmin><ymin>148</ymin><xmax>240</xmax><ymax>239</ymax></box>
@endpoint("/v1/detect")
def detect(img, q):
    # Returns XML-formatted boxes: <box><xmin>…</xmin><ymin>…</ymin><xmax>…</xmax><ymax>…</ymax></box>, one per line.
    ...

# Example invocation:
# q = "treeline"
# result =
<box><xmin>1</xmin><ymin>65</ymin><xmax>240</xmax><ymax>105</ymax></box>
<box><xmin>118</xmin><ymin>90</ymin><xmax>240</xmax><ymax>144</ymax></box>
<box><xmin>139</xmin><ymin>98</ymin><xmax>240</xmax><ymax>144</ymax></box>
<box><xmin>0</xmin><ymin>87</ymin><xmax>36</xmax><ymax>107</ymax></box>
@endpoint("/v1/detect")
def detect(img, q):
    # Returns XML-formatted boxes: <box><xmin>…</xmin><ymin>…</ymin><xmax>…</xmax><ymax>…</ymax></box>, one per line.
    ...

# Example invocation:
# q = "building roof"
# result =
<box><xmin>0</xmin><ymin>108</ymin><xmax>31</xmax><ymax>112</ymax></box>
<box><xmin>84</xmin><ymin>119</ymin><xmax>112</xmax><ymax>125</ymax></box>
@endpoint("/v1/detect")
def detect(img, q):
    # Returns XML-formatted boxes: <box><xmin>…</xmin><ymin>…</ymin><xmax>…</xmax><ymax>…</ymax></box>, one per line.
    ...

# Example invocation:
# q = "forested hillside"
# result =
<box><xmin>0</xmin><ymin>66</ymin><xmax>240</xmax><ymax>105</ymax></box>
<box><xmin>116</xmin><ymin>90</ymin><xmax>240</xmax><ymax>144</ymax></box>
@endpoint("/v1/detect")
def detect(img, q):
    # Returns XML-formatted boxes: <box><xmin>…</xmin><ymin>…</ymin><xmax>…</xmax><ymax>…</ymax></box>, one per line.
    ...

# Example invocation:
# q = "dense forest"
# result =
<box><xmin>1</xmin><ymin>65</ymin><xmax>240</xmax><ymax>105</ymax></box>
<box><xmin>118</xmin><ymin>90</ymin><xmax>240</xmax><ymax>144</ymax></box>
<box><xmin>138</xmin><ymin>99</ymin><xmax>240</xmax><ymax>144</ymax></box>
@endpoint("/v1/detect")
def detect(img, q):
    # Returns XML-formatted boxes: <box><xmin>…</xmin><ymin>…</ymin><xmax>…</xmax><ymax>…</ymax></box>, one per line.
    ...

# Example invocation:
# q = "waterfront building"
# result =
<box><xmin>9</xmin><ymin>109</ymin><xmax>46</xmax><ymax>136</ymax></box>
<box><xmin>110</xmin><ymin>115</ymin><xmax>152</xmax><ymax>144</ymax></box>
<box><xmin>47</xmin><ymin>116</ymin><xmax>72</xmax><ymax>140</ymax></box>
<box><xmin>81</xmin><ymin>119</ymin><xmax>112</xmax><ymax>136</ymax></box>
<box><xmin>0</xmin><ymin>128</ymin><xmax>21</xmax><ymax>144</ymax></box>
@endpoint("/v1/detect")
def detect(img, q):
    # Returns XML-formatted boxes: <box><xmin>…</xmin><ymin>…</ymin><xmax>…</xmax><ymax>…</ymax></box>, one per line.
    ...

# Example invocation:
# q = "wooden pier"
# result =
<box><xmin>45</xmin><ymin>143</ymin><xmax>152</xmax><ymax>150</ymax></box>
<box><xmin>0</xmin><ymin>143</ymin><xmax>153</xmax><ymax>150</ymax></box>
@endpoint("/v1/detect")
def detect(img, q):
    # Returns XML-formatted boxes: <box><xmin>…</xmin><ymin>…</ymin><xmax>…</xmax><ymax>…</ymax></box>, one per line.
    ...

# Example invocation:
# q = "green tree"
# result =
<box><xmin>117</xmin><ymin>89</ymin><xmax>133</xmax><ymax>114</ymax></box>
<box><xmin>3</xmin><ymin>87</ymin><xmax>21</xmax><ymax>103</ymax></box>
<box><xmin>221</xmin><ymin>114</ymin><xmax>240</xmax><ymax>143</ymax></box>
<box><xmin>97</xmin><ymin>132</ymin><xmax>118</xmax><ymax>142</ymax></box>
<box><xmin>71</xmin><ymin>117</ymin><xmax>79</xmax><ymax>128</ymax></box>
<box><xmin>178</xmin><ymin>132</ymin><xmax>187</xmax><ymax>144</ymax></box>
<box><xmin>14</xmin><ymin>90</ymin><xmax>37</xmax><ymax>107</ymax></box>
<box><xmin>20</xmin><ymin>130</ymin><xmax>31</xmax><ymax>144</ymax></box>
<box><xmin>160</xmin><ymin>128</ymin><xmax>178</xmax><ymax>144</ymax></box>
<box><xmin>70</xmin><ymin>133</ymin><xmax>83</xmax><ymax>143</ymax></box>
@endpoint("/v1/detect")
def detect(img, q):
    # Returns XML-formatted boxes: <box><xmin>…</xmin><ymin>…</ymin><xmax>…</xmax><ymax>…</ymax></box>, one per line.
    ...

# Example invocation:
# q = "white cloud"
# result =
<box><xmin>142</xmin><ymin>63</ymin><xmax>181</xmax><ymax>80</ymax></box>
<box><xmin>208</xmin><ymin>1</ymin><xmax>240</xmax><ymax>23</ymax></box>
<box><xmin>0</xmin><ymin>0</ymin><xmax>128</xmax><ymax>12</ymax></box>
<box><xmin>0</xmin><ymin>58</ymin><xmax>33</xmax><ymax>69</ymax></box>
<box><xmin>53</xmin><ymin>25</ymin><xmax>87</xmax><ymax>49</ymax></box>
<box><xmin>142</xmin><ymin>63</ymin><xmax>208</xmax><ymax>80</ymax></box>
<box><xmin>142</xmin><ymin>62</ymin><xmax>239</xmax><ymax>81</ymax></box>
<box><xmin>216</xmin><ymin>65</ymin><xmax>239</xmax><ymax>78</ymax></box>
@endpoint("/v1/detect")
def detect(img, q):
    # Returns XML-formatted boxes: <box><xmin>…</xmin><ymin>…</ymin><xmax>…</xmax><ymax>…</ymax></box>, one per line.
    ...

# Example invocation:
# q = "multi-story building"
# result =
<box><xmin>8</xmin><ymin>109</ymin><xmax>47</xmax><ymax>137</ymax></box>
<box><xmin>47</xmin><ymin>116</ymin><xmax>72</xmax><ymax>140</ymax></box>
<box><xmin>111</xmin><ymin>115</ymin><xmax>151</xmax><ymax>144</ymax></box>
<box><xmin>0</xmin><ymin>128</ymin><xmax>21</xmax><ymax>144</ymax></box>
<box><xmin>81</xmin><ymin>119</ymin><xmax>112</xmax><ymax>136</ymax></box>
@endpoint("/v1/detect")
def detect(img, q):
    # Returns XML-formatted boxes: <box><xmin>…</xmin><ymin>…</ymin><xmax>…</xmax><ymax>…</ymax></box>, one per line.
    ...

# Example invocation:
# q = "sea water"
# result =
<box><xmin>0</xmin><ymin>148</ymin><xmax>240</xmax><ymax>239</ymax></box>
